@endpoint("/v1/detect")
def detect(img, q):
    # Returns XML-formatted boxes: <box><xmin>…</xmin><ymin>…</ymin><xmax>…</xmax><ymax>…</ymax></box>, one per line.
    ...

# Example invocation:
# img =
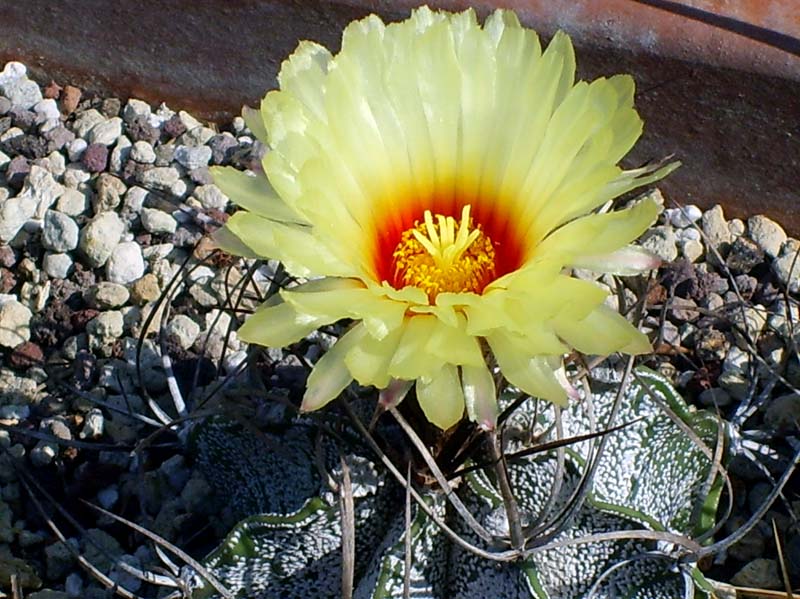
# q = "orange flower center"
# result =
<box><xmin>391</xmin><ymin>205</ymin><xmax>496</xmax><ymax>300</ymax></box>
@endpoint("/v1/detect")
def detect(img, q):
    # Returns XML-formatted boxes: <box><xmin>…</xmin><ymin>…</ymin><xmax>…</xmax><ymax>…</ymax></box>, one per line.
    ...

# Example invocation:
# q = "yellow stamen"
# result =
<box><xmin>392</xmin><ymin>205</ymin><xmax>496</xmax><ymax>300</ymax></box>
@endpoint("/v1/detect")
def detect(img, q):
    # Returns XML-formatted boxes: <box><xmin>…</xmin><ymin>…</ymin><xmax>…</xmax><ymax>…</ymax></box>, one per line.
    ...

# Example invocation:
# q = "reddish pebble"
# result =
<box><xmin>10</xmin><ymin>341</ymin><xmax>44</xmax><ymax>369</ymax></box>
<box><xmin>70</xmin><ymin>309</ymin><xmax>100</xmax><ymax>332</ymax></box>
<box><xmin>43</xmin><ymin>80</ymin><xmax>63</xmax><ymax>99</ymax></box>
<box><xmin>60</xmin><ymin>85</ymin><xmax>82</xmax><ymax>115</ymax></box>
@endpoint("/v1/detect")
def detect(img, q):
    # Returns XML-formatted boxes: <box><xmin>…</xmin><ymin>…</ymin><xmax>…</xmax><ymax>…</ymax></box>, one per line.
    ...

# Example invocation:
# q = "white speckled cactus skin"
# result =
<box><xmin>187</xmin><ymin>367</ymin><xmax>721</xmax><ymax>599</ymax></box>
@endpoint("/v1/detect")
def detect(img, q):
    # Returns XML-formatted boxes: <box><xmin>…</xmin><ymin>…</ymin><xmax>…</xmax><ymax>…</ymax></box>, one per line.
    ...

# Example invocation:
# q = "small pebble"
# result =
<box><xmin>106</xmin><ymin>241</ymin><xmax>145</xmax><ymax>285</ymax></box>
<box><xmin>140</xmin><ymin>207</ymin><xmax>177</xmax><ymax>234</ymax></box>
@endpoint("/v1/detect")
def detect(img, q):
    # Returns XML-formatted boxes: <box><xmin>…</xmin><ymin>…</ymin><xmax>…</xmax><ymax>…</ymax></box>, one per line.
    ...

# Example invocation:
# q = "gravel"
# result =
<box><xmin>0</xmin><ymin>60</ymin><xmax>797</xmax><ymax>597</ymax></box>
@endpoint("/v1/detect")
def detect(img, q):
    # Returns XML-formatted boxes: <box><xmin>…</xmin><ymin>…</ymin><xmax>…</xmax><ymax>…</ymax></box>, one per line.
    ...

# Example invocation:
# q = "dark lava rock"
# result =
<box><xmin>161</xmin><ymin>114</ymin><xmax>186</xmax><ymax>140</ymax></box>
<box><xmin>8</xmin><ymin>107</ymin><xmax>35</xmax><ymax>131</ymax></box>
<box><xmin>726</xmin><ymin>236</ymin><xmax>765</xmax><ymax>274</ymax></box>
<box><xmin>2</xmin><ymin>134</ymin><xmax>48</xmax><ymax>159</ymax></box>
<box><xmin>208</xmin><ymin>134</ymin><xmax>238</xmax><ymax>165</ymax></box>
<box><xmin>5</xmin><ymin>155</ymin><xmax>30</xmax><ymax>189</ymax></box>
<box><xmin>81</xmin><ymin>143</ymin><xmax>109</xmax><ymax>173</ymax></box>
<box><xmin>44</xmin><ymin>126</ymin><xmax>75</xmax><ymax>152</ymax></box>
<box><xmin>733</xmin><ymin>274</ymin><xmax>758</xmax><ymax>300</ymax></box>
<box><xmin>73</xmin><ymin>350</ymin><xmax>97</xmax><ymax>390</ymax></box>
<box><xmin>127</xmin><ymin>115</ymin><xmax>159</xmax><ymax>144</ymax></box>
<box><xmin>0</xmin><ymin>115</ymin><xmax>11</xmax><ymax>136</ymax></box>
<box><xmin>9</xmin><ymin>341</ymin><xmax>44</xmax><ymax>369</ymax></box>
<box><xmin>70</xmin><ymin>308</ymin><xmax>100</xmax><ymax>333</ymax></box>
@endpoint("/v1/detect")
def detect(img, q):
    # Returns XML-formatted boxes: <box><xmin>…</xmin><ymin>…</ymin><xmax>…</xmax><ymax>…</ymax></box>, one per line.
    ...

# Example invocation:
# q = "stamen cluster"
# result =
<box><xmin>391</xmin><ymin>205</ymin><xmax>497</xmax><ymax>300</ymax></box>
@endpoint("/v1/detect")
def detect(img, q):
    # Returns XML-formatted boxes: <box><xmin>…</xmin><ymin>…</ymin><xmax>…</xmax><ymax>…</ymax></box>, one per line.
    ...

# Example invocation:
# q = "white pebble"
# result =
<box><xmin>106</xmin><ymin>241</ymin><xmax>145</xmax><ymax>284</ymax></box>
<box><xmin>665</xmin><ymin>205</ymin><xmax>702</xmax><ymax>228</ymax></box>
<box><xmin>67</xmin><ymin>138</ymin><xmax>88</xmax><ymax>162</ymax></box>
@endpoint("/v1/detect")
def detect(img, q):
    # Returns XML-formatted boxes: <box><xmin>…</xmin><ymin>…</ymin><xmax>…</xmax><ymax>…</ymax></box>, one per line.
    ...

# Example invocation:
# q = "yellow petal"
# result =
<box><xmin>344</xmin><ymin>324</ymin><xmax>403</xmax><ymax>389</ymax></box>
<box><xmin>571</xmin><ymin>245</ymin><xmax>661</xmax><ymax>276</ymax></box>
<box><xmin>238</xmin><ymin>278</ymin><xmax>363</xmax><ymax>347</ymax></box>
<box><xmin>241</xmin><ymin>105</ymin><xmax>269</xmax><ymax>145</ymax></box>
<box><xmin>487</xmin><ymin>331</ymin><xmax>568</xmax><ymax>405</ymax></box>
<box><xmin>238</xmin><ymin>301</ymin><xmax>322</xmax><ymax>348</ymax></box>
<box><xmin>301</xmin><ymin>324</ymin><xmax>367</xmax><ymax>412</ymax></box>
<box><xmin>277</xmin><ymin>40</ymin><xmax>332</xmax><ymax>124</ymax></box>
<box><xmin>462</xmin><ymin>362</ymin><xmax>497</xmax><ymax>431</ymax></box>
<box><xmin>387</xmin><ymin>315</ymin><xmax>443</xmax><ymax>381</ymax></box>
<box><xmin>555</xmin><ymin>304</ymin><xmax>651</xmax><ymax>355</ymax></box>
<box><xmin>210</xmin><ymin>225</ymin><xmax>260</xmax><ymax>259</ymax></box>
<box><xmin>283</xmin><ymin>281</ymin><xmax>407</xmax><ymax>340</ymax></box>
<box><xmin>533</xmin><ymin>195</ymin><xmax>660</xmax><ymax>263</ymax></box>
<box><xmin>425</xmin><ymin>315</ymin><xmax>485</xmax><ymax>368</ymax></box>
<box><xmin>224</xmin><ymin>212</ymin><xmax>358</xmax><ymax>278</ymax></box>
<box><xmin>416</xmin><ymin>363</ymin><xmax>465</xmax><ymax>430</ymax></box>
<box><xmin>210</xmin><ymin>167</ymin><xmax>306</xmax><ymax>224</ymax></box>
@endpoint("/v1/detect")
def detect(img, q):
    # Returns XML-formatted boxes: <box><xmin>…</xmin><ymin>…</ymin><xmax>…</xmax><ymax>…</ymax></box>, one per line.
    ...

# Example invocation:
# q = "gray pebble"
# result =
<box><xmin>79</xmin><ymin>408</ymin><xmax>104</xmax><ymax>439</ymax></box>
<box><xmin>180</xmin><ymin>125</ymin><xmax>216</xmax><ymax>147</ymax></box>
<box><xmin>193</xmin><ymin>183</ymin><xmax>228</xmax><ymax>210</ymax></box>
<box><xmin>701</xmin><ymin>204</ymin><xmax>732</xmax><ymax>256</ymax></box>
<box><xmin>639</xmin><ymin>225</ymin><xmax>678</xmax><ymax>262</ymax></box>
<box><xmin>106</xmin><ymin>241</ymin><xmax>145</xmax><ymax>284</ymax></box>
<box><xmin>137</xmin><ymin>165</ymin><xmax>180</xmax><ymax>192</ymax></box>
<box><xmin>71</xmin><ymin>108</ymin><xmax>105</xmax><ymax>138</ymax></box>
<box><xmin>17</xmin><ymin>164</ymin><xmax>65</xmax><ymax>218</ymax></box>
<box><xmin>0</xmin><ymin>300</ymin><xmax>32</xmax><ymax>347</ymax></box>
<box><xmin>41</xmin><ymin>209</ymin><xmax>79</xmax><ymax>252</ymax></box>
<box><xmin>123</xmin><ymin>98</ymin><xmax>151</xmax><ymax>123</ymax></box>
<box><xmin>66</xmin><ymin>137</ymin><xmax>87</xmax><ymax>162</ymax></box>
<box><xmin>730</xmin><ymin>558</ymin><xmax>781</xmax><ymax>589</ymax></box>
<box><xmin>140</xmin><ymin>207</ymin><xmax>177</xmax><ymax>234</ymax></box>
<box><xmin>65</xmin><ymin>572</ymin><xmax>83</xmax><ymax>598</ymax></box>
<box><xmin>130</xmin><ymin>140</ymin><xmax>156</xmax><ymax>164</ymax></box>
<box><xmin>79</xmin><ymin>211</ymin><xmax>125</xmax><ymax>267</ymax></box>
<box><xmin>166</xmin><ymin>314</ymin><xmax>200</xmax><ymax>350</ymax></box>
<box><xmin>174</xmin><ymin>144</ymin><xmax>212</xmax><ymax>170</ymax></box>
<box><xmin>697</xmin><ymin>387</ymin><xmax>731</xmax><ymax>407</ymax></box>
<box><xmin>30</xmin><ymin>440</ymin><xmax>57</xmax><ymax>466</ymax></box>
<box><xmin>108</xmin><ymin>134</ymin><xmax>131</xmax><ymax>173</ymax></box>
<box><xmin>772</xmin><ymin>239</ymin><xmax>800</xmax><ymax>293</ymax></box>
<box><xmin>55</xmin><ymin>187</ymin><xmax>89</xmax><ymax>216</ymax></box>
<box><xmin>764</xmin><ymin>394</ymin><xmax>800</xmax><ymax>432</ymax></box>
<box><xmin>85</xmin><ymin>282</ymin><xmax>130</xmax><ymax>309</ymax></box>
<box><xmin>97</xmin><ymin>485</ymin><xmax>118</xmax><ymax>509</ymax></box>
<box><xmin>42</xmin><ymin>252</ymin><xmax>73</xmax><ymax>279</ymax></box>
<box><xmin>728</xmin><ymin>218</ymin><xmax>745</xmax><ymax>238</ymax></box>
<box><xmin>664</xmin><ymin>205</ymin><xmax>702</xmax><ymax>228</ymax></box>
<box><xmin>87</xmin><ymin>310</ymin><xmax>124</xmax><ymax>340</ymax></box>
<box><xmin>123</xmin><ymin>186</ymin><xmax>149</xmax><ymax>213</ymax></box>
<box><xmin>748</xmin><ymin>214</ymin><xmax>786</xmax><ymax>257</ymax></box>
<box><xmin>680</xmin><ymin>239</ymin><xmax>703</xmax><ymax>262</ymax></box>
<box><xmin>0</xmin><ymin>193</ymin><xmax>37</xmax><ymax>243</ymax></box>
<box><xmin>86</xmin><ymin>116</ymin><xmax>122</xmax><ymax>146</ymax></box>
<box><xmin>1</xmin><ymin>77</ymin><xmax>42</xmax><ymax>109</ymax></box>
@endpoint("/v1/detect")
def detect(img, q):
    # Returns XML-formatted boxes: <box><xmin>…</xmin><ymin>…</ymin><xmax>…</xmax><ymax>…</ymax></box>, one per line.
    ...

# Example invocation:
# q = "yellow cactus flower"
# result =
<box><xmin>212</xmin><ymin>7</ymin><xmax>678</xmax><ymax>430</ymax></box>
